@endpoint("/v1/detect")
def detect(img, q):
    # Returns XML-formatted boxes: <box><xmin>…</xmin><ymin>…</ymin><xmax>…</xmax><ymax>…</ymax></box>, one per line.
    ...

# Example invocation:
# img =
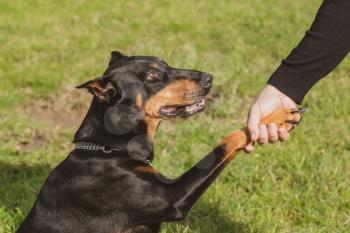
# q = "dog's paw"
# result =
<box><xmin>261</xmin><ymin>108</ymin><xmax>305</xmax><ymax>132</ymax></box>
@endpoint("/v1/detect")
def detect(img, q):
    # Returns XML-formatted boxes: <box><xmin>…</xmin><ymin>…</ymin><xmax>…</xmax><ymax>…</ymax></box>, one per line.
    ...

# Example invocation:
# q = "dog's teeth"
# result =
<box><xmin>160</xmin><ymin>106</ymin><xmax>177</xmax><ymax>115</ymax></box>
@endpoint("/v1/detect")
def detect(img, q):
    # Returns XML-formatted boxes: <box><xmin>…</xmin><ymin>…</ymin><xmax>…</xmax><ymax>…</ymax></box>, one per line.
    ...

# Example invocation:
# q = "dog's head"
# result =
<box><xmin>77</xmin><ymin>51</ymin><xmax>213</xmax><ymax>137</ymax></box>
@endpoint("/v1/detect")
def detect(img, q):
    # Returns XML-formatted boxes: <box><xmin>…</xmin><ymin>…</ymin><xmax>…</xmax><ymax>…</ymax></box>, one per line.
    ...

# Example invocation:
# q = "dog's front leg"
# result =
<box><xmin>161</xmin><ymin>129</ymin><xmax>248</xmax><ymax>220</ymax></box>
<box><xmin>157</xmin><ymin>108</ymin><xmax>303</xmax><ymax>222</ymax></box>
<box><xmin>137</xmin><ymin>129</ymin><xmax>251</xmax><ymax>224</ymax></box>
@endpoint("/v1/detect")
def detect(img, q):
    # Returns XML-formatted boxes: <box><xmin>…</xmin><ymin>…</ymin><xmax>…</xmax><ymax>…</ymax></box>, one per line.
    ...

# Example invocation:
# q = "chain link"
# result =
<box><xmin>74</xmin><ymin>142</ymin><xmax>151</xmax><ymax>165</ymax></box>
<box><xmin>75</xmin><ymin>142</ymin><xmax>122</xmax><ymax>153</ymax></box>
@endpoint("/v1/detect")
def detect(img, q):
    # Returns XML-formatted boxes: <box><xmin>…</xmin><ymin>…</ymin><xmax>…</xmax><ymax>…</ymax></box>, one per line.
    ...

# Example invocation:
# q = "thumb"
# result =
<box><xmin>247</xmin><ymin>105</ymin><xmax>261</xmax><ymax>141</ymax></box>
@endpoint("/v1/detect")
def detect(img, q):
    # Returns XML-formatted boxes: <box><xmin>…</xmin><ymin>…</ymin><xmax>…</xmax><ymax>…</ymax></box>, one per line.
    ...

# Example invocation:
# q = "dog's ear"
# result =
<box><xmin>102</xmin><ymin>74</ymin><xmax>147</xmax><ymax>135</ymax></box>
<box><xmin>109</xmin><ymin>51</ymin><xmax>126</xmax><ymax>65</ymax></box>
<box><xmin>76</xmin><ymin>75</ymin><xmax>117</xmax><ymax>104</ymax></box>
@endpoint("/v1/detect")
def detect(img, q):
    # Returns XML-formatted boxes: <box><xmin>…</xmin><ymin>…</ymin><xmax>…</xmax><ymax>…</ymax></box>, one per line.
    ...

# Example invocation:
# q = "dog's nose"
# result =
<box><xmin>199</xmin><ymin>74</ymin><xmax>213</xmax><ymax>89</ymax></box>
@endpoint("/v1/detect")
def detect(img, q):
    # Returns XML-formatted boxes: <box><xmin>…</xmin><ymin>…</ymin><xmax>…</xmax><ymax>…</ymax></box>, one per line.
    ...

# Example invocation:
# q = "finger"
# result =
<box><xmin>244</xmin><ymin>143</ymin><xmax>255</xmax><ymax>153</ymax></box>
<box><xmin>268</xmin><ymin>123</ymin><xmax>278</xmax><ymax>143</ymax></box>
<box><xmin>278</xmin><ymin>128</ymin><xmax>289</xmax><ymax>141</ymax></box>
<box><xmin>247</xmin><ymin>105</ymin><xmax>261</xmax><ymax>141</ymax></box>
<box><xmin>258</xmin><ymin>124</ymin><xmax>268</xmax><ymax>145</ymax></box>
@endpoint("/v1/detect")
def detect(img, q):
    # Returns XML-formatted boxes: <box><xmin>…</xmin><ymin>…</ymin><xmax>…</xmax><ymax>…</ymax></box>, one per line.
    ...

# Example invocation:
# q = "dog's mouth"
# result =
<box><xmin>160</xmin><ymin>99</ymin><xmax>206</xmax><ymax>117</ymax></box>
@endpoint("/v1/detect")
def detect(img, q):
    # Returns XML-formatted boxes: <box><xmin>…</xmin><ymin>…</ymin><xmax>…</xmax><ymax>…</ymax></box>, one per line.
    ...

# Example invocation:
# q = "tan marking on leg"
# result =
<box><xmin>260</xmin><ymin>108</ymin><xmax>302</xmax><ymax>131</ymax></box>
<box><xmin>135</xmin><ymin>165</ymin><xmax>159</xmax><ymax>174</ymax></box>
<box><xmin>217</xmin><ymin>108</ymin><xmax>303</xmax><ymax>161</ymax></box>
<box><xmin>219</xmin><ymin>129</ymin><xmax>249</xmax><ymax>160</ymax></box>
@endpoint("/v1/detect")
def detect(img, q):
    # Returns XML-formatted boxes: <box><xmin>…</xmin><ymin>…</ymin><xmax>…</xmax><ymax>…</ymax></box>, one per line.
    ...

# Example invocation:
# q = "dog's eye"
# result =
<box><xmin>145</xmin><ymin>70</ymin><xmax>159</xmax><ymax>81</ymax></box>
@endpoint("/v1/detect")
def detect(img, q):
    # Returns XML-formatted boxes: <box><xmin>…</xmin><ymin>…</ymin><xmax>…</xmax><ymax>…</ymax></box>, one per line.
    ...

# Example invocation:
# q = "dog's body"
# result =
<box><xmin>17</xmin><ymin>52</ymin><xmax>302</xmax><ymax>233</ymax></box>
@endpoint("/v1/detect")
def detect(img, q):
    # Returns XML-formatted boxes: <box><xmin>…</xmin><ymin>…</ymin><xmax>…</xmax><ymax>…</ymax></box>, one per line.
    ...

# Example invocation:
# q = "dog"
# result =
<box><xmin>17</xmin><ymin>51</ymin><xmax>303</xmax><ymax>233</ymax></box>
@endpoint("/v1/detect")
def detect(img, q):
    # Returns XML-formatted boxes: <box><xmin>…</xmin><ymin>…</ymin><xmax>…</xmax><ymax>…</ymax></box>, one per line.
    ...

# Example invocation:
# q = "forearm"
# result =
<box><xmin>268</xmin><ymin>0</ymin><xmax>350</xmax><ymax>104</ymax></box>
<box><xmin>169</xmin><ymin>129</ymin><xmax>249</xmax><ymax>212</ymax></box>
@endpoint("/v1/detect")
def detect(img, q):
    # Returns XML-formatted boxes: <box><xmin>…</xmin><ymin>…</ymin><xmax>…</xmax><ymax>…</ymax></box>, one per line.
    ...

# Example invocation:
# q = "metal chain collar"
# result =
<box><xmin>74</xmin><ymin>142</ymin><xmax>152</xmax><ymax>166</ymax></box>
<box><xmin>75</xmin><ymin>142</ymin><xmax>123</xmax><ymax>154</ymax></box>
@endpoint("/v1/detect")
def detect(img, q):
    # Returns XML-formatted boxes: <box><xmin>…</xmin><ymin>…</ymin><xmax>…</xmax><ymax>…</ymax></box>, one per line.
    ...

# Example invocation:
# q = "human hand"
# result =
<box><xmin>245</xmin><ymin>84</ymin><xmax>297</xmax><ymax>152</ymax></box>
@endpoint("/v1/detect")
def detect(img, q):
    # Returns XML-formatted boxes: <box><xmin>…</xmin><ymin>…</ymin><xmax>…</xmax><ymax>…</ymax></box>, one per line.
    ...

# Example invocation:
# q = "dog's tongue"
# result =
<box><xmin>160</xmin><ymin>106</ymin><xmax>177</xmax><ymax>115</ymax></box>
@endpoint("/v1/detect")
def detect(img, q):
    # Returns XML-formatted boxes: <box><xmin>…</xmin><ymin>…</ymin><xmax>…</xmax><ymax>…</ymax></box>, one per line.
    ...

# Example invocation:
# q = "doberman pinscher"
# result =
<box><xmin>17</xmin><ymin>51</ymin><xmax>303</xmax><ymax>233</ymax></box>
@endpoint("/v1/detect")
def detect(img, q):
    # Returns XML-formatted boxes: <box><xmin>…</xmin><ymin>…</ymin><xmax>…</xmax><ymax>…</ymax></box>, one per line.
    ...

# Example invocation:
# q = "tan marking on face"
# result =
<box><xmin>135</xmin><ymin>165</ymin><xmax>159</xmax><ymax>174</ymax></box>
<box><xmin>136</xmin><ymin>93</ymin><xmax>143</xmax><ymax>109</ymax></box>
<box><xmin>144</xmin><ymin>79</ymin><xmax>202</xmax><ymax>118</ymax></box>
<box><xmin>144</xmin><ymin>117</ymin><xmax>161</xmax><ymax>142</ymax></box>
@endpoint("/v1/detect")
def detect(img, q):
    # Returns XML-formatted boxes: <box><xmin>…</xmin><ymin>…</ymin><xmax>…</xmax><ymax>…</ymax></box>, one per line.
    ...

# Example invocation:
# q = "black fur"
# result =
<box><xmin>17</xmin><ymin>51</ymin><xmax>221</xmax><ymax>233</ymax></box>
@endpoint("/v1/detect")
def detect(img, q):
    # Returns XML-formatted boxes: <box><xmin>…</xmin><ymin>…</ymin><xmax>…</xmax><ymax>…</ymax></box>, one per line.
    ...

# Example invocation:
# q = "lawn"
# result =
<box><xmin>0</xmin><ymin>0</ymin><xmax>349</xmax><ymax>232</ymax></box>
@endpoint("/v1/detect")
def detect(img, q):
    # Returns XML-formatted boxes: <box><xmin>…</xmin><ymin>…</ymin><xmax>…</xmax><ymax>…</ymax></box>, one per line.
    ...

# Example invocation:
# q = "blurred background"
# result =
<box><xmin>0</xmin><ymin>0</ymin><xmax>349</xmax><ymax>232</ymax></box>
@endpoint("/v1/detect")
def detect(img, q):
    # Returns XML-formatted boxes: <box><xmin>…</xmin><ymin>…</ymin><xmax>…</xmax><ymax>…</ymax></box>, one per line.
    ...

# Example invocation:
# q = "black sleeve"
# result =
<box><xmin>267</xmin><ymin>0</ymin><xmax>350</xmax><ymax>104</ymax></box>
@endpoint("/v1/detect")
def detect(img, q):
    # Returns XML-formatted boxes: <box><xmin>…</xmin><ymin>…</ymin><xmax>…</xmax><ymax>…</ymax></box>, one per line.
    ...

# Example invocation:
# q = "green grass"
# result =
<box><xmin>1</xmin><ymin>0</ymin><xmax>349</xmax><ymax>232</ymax></box>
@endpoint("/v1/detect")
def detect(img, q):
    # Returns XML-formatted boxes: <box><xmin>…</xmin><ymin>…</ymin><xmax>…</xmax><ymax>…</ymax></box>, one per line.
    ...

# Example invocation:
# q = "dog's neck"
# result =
<box><xmin>73</xmin><ymin>98</ymin><xmax>157</xmax><ymax>162</ymax></box>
